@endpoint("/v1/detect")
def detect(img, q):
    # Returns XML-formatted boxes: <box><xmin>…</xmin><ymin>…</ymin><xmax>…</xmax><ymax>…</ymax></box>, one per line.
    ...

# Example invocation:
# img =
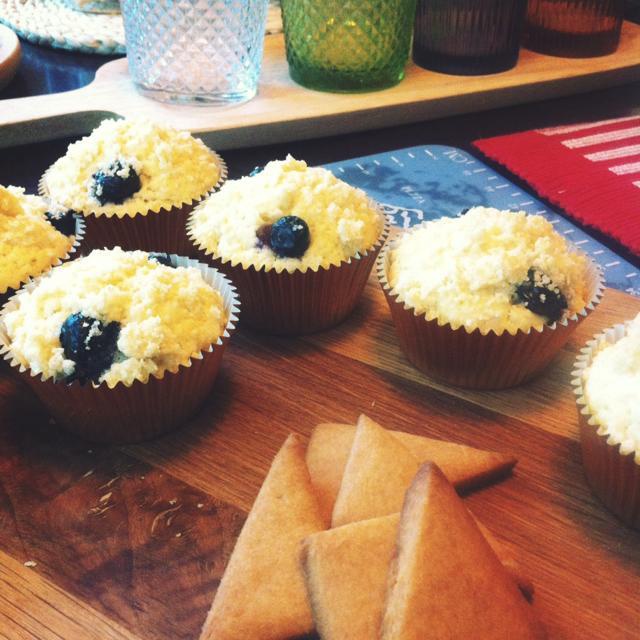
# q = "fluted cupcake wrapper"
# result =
<box><xmin>377</xmin><ymin>230</ymin><xmax>604</xmax><ymax>390</ymax></box>
<box><xmin>0</xmin><ymin>214</ymin><xmax>86</xmax><ymax>309</ymax></box>
<box><xmin>39</xmin><ymin>153</ymin><xmax>227</xmax><ymax>255</ymax></box>
<box><xmin>572</xmin><ymin>323</ymin><xmax>640</xmax><ymax>530</ymax></box>
<box><xmin>0</xmin><ymin>256</ymin><xmax>240</xmax><ymax>443</ymax></box>
<box><xmin>186</xmin><ymin>208</ymin><xmax>390</xmax><ymax>336</ymax></box>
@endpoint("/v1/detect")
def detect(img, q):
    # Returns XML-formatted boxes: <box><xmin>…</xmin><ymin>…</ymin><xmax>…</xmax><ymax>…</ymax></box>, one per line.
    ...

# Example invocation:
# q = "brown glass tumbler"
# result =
<box><xmin>412</xmin><ymin>0</ymin><xmax>528</xmax><ymax>75</ymax></box>
<box><xmin>524</xmin><ymin>0</ymin><xmax>624</xmax><ymax>57</ymax></box>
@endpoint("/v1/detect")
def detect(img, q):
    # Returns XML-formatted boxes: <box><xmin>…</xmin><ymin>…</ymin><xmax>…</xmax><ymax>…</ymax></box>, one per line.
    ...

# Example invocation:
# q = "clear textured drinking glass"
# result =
<box><xmin>280</xmin><ymin>0</ymin><xmax>417</xmax><ymax>93</ymax></box>
<box><xmin>524</xmin><ymin>0</ymin><xmax>624</xmax><ymax>57</ymax></box>
<box><xmin>121</xmin><ymin>0</ymin><xmax>269</xmax><ymax>105</ymax></box>
<box><xmin>413</xmin><ymin>0</ymin><xmax>527</xmax><ymax>75</ymax></box>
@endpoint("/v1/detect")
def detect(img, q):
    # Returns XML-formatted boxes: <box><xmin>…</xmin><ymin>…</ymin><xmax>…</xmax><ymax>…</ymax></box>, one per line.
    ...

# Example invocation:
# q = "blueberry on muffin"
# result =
<box><xmin>90</xmin><ymin>160</ymin><xmax>142</xmax><ymax>205</ymax></box>
<box><xmin>45</xmin><ymin>207</ymin><xmax>78</xmax><ymax>236</ymax></box>
<box><xmin>60</xmin><ymin>312</ymin><xmax>121</xmax><ymax>384</ymax></box>
<box><xmin>512</xmin><ymin>268</ymin><xmax>568</xmax><ymax>324</ymax></box>
<box><xmin>258</xmin><ymin>215</ymin><xmax>311</xmax><ymax>258</ymax></box>
<box><xmin>0</xmin><ymin>186</ymin><xmax>77</xmax><ymax>295</ymax></box>
<box><xmin>147</xmin><ymin>252</ymin><xmax>175</xmax><ymax>268</ymax></box>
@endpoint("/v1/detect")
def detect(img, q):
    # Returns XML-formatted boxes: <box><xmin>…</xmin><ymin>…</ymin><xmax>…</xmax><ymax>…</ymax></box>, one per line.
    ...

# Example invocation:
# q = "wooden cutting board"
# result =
<box><xmin>2</xmin><ymin>22</ymin><xmax>640</xmax><ymax>150</ymax></box>
<box><xmin>0</xmin><ymin>280</ymin><xmax>638</xmax><ymax>640</ymax></box>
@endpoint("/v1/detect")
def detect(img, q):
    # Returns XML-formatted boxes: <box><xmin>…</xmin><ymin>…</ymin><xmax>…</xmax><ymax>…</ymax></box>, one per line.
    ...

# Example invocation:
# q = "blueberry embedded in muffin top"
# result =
<box><xmin>256</xmin><ymin>215</ymin><xmax>311</xmax><ymax>259</ymax></box>
<box><xmin>90</xmin><ymin>159</ymin><xmax>142</xmax><ymax>205</ymax></box>
<box><xmin>270</xmin><ymin>216</ymin><xmax>310</xmax><ymax>258</ymax></box>
<box><xmin>512</xmin><ymin>268</ymin><xmax>568</xmax><ymax>324</ymax></box>
<box><xmin>59</xmin><ymin>312</ymin><xmax>121</xmax><ymax>384</ymax></box>
<box><xmin>147</xmin><ymin>252</ymin><xmax>175</xmax><ymax>268</ymax></box>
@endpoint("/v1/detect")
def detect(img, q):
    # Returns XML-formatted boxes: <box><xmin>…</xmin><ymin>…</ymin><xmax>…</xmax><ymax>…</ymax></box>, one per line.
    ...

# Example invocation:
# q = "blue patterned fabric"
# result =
<box><xmin>323</xmin><ymin>145</ymin><xmax>639</xmax><ymax>296</ymax></box>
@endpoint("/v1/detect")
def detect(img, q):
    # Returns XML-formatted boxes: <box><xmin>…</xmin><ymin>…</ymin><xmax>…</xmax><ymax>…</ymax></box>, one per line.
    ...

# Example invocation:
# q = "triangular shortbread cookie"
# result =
<box><xmin>307</xmin><ymin>419</ymin><xmax>516</xmax><ymax>524</ymax></box>
<box><xmin>380</xmin><ymin>463</ymin><xmax>546</xmax><ymax>639</ymax></box>
<box><xmin>200</xmin><ymin>434</ymin><xmax>325</xmax><ymax>640</ymax></box>
<box><xmin>302</xmin><ymin>513</ymin><xmax>399</xmax><ymax>640</ymax></box>
<box><xmin>331</xmin><ymin>415</ymin><xmax>420</xmax><ymax>527</ymax></box>
<box><xmin>301</xmin><ymin>512</ymin><xmax>533</xmax><ymax>640</ymax></box>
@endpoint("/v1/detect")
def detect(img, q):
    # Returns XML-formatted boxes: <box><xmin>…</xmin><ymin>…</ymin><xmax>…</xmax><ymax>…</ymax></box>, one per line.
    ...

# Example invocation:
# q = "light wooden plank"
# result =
<box><xmin>1</xmin><ymin>23</ymin><xmax>640</xmax><ymax>149</ymax></box>
<box><xmin>303</xmin><ymin>281</ymin><xmax>640</xmax><ymax>440</ymax></box>
<box><xmin>0</xmin><ymin>419</ymin><xmax>244</xmax><ymax>640</ymax></box>
<box><xmin>0</xmin><ymin>551</ymin><xmax>140</xmax><ymax>640</ymax></box>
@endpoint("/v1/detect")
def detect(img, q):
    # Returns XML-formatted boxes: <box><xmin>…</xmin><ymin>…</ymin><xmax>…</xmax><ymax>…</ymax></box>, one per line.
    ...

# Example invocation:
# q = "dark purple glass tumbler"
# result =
<box><xmin>412</xmin><ymin>0</ymin><xmax>528</xmax><ymax>75</ymax></box>
<box><xmin>524</xmin><ymin>0</ymin><xmax>624</xmax><ymax>58</ymax></box>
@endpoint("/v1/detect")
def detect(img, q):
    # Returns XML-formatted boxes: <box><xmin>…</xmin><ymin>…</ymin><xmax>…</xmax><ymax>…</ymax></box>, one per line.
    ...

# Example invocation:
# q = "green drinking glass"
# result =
<box><xmin>280</xmin><ymin>0</ymin><xmax>418</xmax><ymax>93</ymax></box>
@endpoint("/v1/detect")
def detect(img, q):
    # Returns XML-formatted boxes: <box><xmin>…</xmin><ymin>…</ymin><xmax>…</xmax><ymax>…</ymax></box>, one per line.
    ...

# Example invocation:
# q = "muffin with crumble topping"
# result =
<box><xmin>573</xmin><ymin>314</ymin><xmax>640</xmax><ymax>529</ymax></box>
<box><xmin>0</xmin><ymin>185</ymin><xmax>83</xmax><ymax>307</ymax></box>
<box><xmin>188</xmin><ymin>156</ymin><xmax>388</xmax><ymax>334</ymax></box>
<box><xmin>0</xmin><ymin>247</ymin><xmax>239</xmax><ymax>442</ymax></box>
<box><xmin>378</xmin><ymin>207</ymin><xmax>602</xmax><ymax>389</ymax></box>
<box><xmin>40</xmin><ymin>118</ymin><xmax>225</xmax><ymax>254</ymax></box>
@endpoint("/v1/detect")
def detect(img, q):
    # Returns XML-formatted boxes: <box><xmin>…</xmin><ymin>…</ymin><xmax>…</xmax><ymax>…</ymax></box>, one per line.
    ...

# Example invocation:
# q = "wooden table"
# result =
<box><xmin>0</xmin><ymin>275</ymin><xmax>638</xmax><ymax>640</ymax></box>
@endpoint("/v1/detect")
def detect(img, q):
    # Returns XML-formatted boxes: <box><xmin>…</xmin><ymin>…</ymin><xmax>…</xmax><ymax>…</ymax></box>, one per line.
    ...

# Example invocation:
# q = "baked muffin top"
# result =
<box><xmin>583</xmin><ymin>314</ymin><xmax>640</xmax><ymax>459</ymax></box>
<box><xmin>42</xmin><ymin>118</ymin><xmax>223</xmax><ymax>217</ymax></box>
<box><xmin>3</xmin><ymin>248</ymin><xmax>228</xmax><ymax>387</ymax></box>
<box><xmin>0</xmin><ymin>186</ymin><xmax>75</xmax><ymax>294</ymax></box>
<box><xmin>387</xmin><ymin>207</ymin><xmax>589</xmax><ymax>334</ymax></box>
<box><xmin>189</xmin><ymin>156</ymin><xmax>384</xmax><ymax>273</ymax></box>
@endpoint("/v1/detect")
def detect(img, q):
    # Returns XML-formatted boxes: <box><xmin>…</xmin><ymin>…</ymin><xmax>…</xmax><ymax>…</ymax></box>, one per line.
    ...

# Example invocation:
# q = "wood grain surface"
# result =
<box><xmin>0</xmin><ymin>280</ymin><xmax>638</xmax><ymax>640</ymax></box>
<box><xmin>2</xmin><ymin>22</ymin><xmax>640</xmax><ymax>150</ymax></box>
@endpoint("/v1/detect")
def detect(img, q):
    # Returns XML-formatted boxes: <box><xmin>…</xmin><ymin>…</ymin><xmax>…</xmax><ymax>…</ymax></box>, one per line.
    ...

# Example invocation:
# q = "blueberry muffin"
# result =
<box><xmin>379</xmin><ymin>207</ymin><xmax>602</xmax><ymax>389</ymax></box>
<box><xmin>188</xmin><ymin>156</ymin><xmax>387</xmax><ymax>334</ymax></box>
<box><xmin>0</xmin><ymin>185</ymin><xmax>81</xmax><ymax>304</ymax></box>
<box><xmin>574</xmin><ymin>314</ymin><xmax>640</xmax><ymax>529</ymax></box>
<box><xmin>41</xmin><ymin>118</ymin><xmax>226</xmax><ymax>253</ymax></box>
<box><xmin>0</xmin><ymin>248</ymin><xmax>239</xmax><ymax>441</ymax></box>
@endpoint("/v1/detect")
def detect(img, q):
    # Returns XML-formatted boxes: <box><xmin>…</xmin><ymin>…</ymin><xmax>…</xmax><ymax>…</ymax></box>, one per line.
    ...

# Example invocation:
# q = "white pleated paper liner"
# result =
<box><xmin>572</xmin><ymin>322</ymin><xmax>640</xmax><ymax>530</ymax></box>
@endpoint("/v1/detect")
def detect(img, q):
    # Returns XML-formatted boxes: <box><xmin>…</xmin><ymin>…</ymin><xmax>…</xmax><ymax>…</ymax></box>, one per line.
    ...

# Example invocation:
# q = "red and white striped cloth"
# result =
<box><xmin>473</xmin><ymin>116</ymin><xmax>640</xmax><ymax>256</ymax></box>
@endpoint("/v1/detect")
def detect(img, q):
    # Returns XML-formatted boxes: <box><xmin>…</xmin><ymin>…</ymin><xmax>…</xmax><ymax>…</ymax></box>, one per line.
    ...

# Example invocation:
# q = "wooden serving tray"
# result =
<box><xmin>0</xmin><ymin>278</ymin><xmax>638</xmax><ymax>640</ymax></box>
<box><xmin>2</xmin><ymin>22</ymin><xmax>640</xmax><ymax>150</ymax></box>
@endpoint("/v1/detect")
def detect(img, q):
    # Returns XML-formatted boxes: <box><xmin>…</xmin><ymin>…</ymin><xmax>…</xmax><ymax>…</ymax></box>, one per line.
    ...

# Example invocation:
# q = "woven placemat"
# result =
<box><xmin>0</xmin><ymin>0</ymin><xmax>282</xmax><ymax>56</ymax></box>
<box><xmin>474</xmin><ymin>116</ymin><xmax>640</xmax><ymax>258</ymax></box>
<box><xmin>0</xmin><ymin>0</ymin><xmax>125</xmax><ymax>54</ymax></box>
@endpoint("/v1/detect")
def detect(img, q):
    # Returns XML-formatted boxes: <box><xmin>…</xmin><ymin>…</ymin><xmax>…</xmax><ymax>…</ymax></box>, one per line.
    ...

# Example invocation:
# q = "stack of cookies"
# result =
<box><xmin>199</xmin><ymin>415</ymin><xmax>546</xmax><ymax>639</ymax></box>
